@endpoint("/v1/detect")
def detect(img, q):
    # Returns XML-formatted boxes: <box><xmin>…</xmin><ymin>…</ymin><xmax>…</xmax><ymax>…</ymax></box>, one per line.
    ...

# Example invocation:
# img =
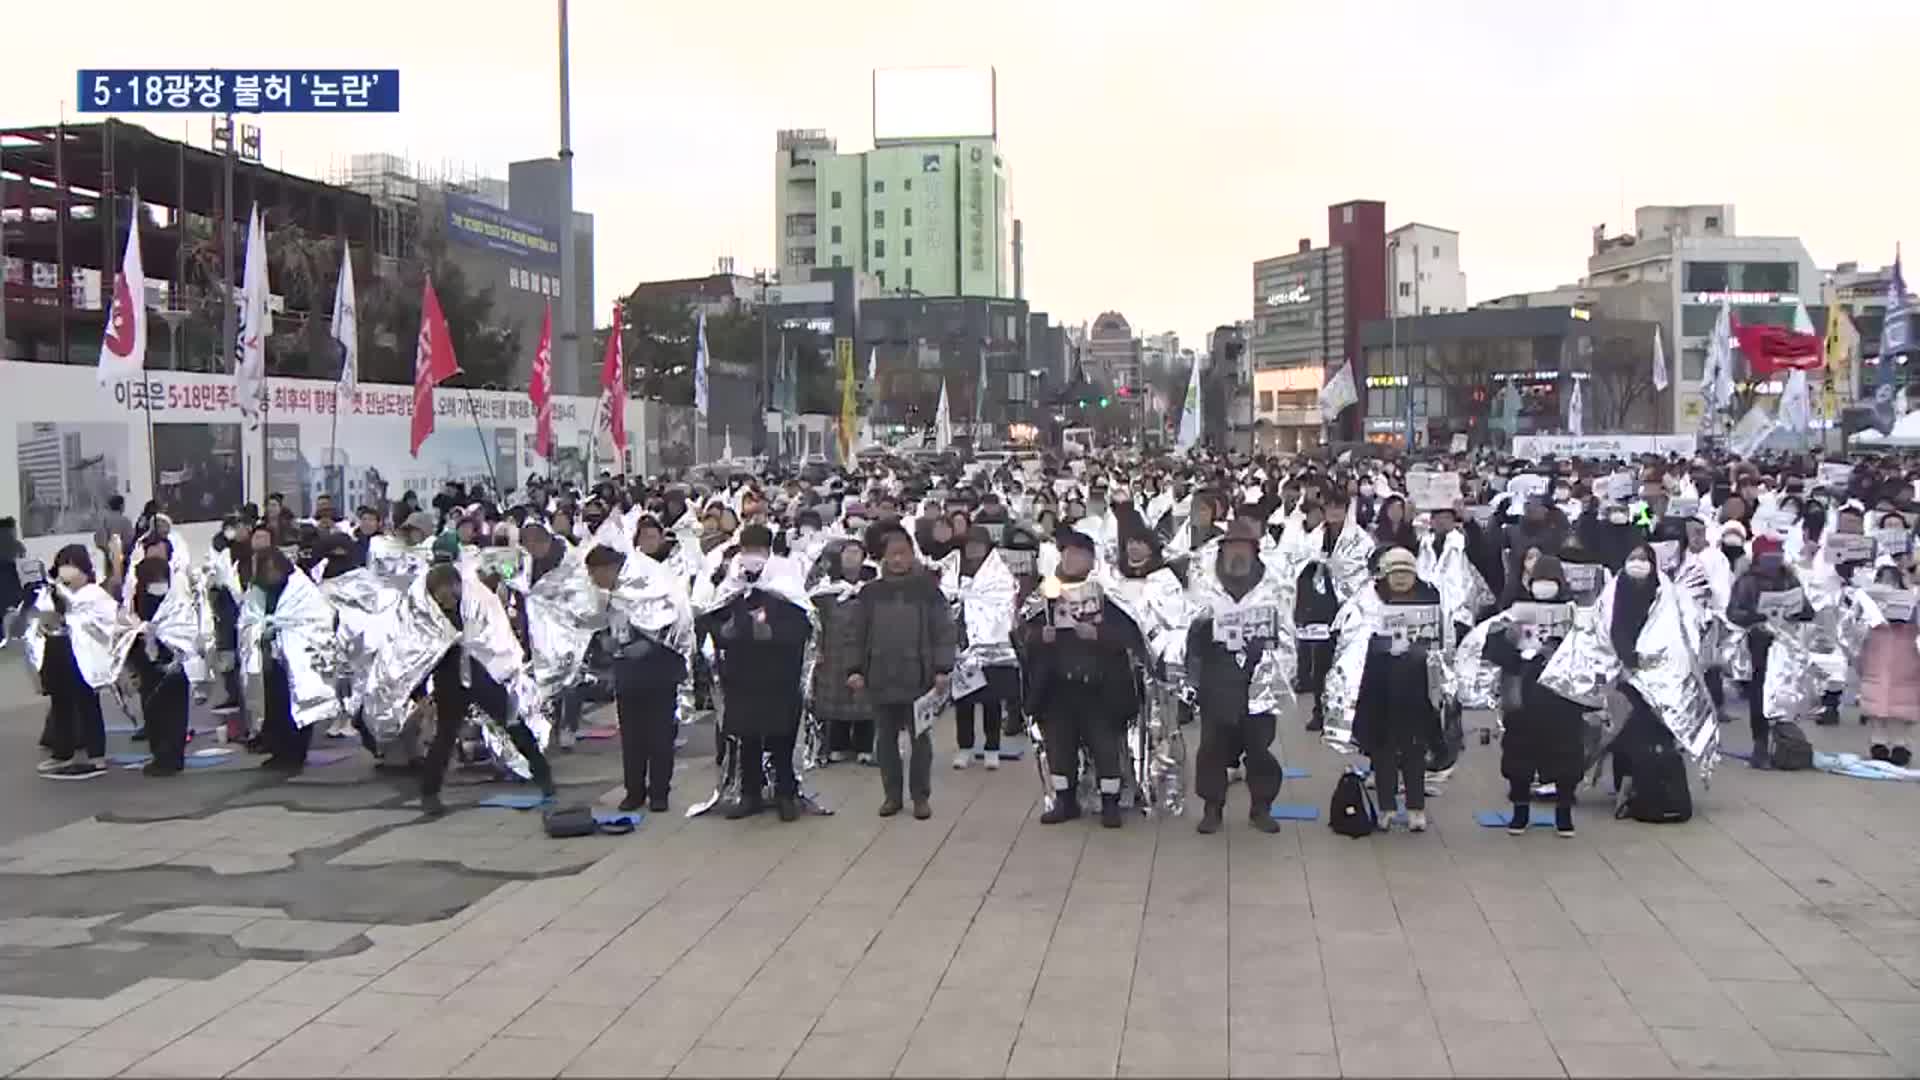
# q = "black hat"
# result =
<box><xmin>1056</xmin><ymin>529</ymin><xmax>1097</xmax><ymax>555</ymax></box>
<box><xmin>740</xmin><ymin>524</ymin><xmax>775</xmax><ymax>549</ymax></box>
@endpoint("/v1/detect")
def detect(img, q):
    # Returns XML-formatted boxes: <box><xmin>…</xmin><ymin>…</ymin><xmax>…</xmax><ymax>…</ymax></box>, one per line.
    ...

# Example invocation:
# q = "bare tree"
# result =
<box><xmin>1584</xmin><ymin>330</ymin><xmax>1659</xmax><ymax>432</ymax></box>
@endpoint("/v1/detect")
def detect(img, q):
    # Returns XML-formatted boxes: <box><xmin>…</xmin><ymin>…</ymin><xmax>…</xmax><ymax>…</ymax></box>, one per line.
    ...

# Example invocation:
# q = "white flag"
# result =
<box><xmin>1177</xmin><ymin>355</ymin><xmax>1203</xmax><ymax>451</ymax></box>
<box><xmin>693</xmin><ymin>308</ymin><xmax>710</xmax><ymax>417</ymax></box>
<box><xmin>858</xmin><ymin>346</ymin><xmax>877</xmax><ymax>451</ymax></box>
<box><xmin>331</xmin><ymin>243</ymin><xmax>357</xmax><ymax>405</ymax></box>
<box><xmin>1568</xmin><ymin>377</ymin><xmax>1584</xmax><ymax>436</ymax></box>
<box><xmin>235</xmin><ymin>204</ymin><xmax>271</xmax><ymax>426</ymax></box>
<box><xmin>935</xmin><ymin>381</ymin><xmax>952</xmax><ymax>451</ymax></box>
<box><xmin>1703</xmin><ymin>296</ymin><xmax>1735</xmax><ymax>414</ymax></box>
<box><xmin>1651</xmin><ymin>325</ymin><xmax>1669</xmax><ymax>392</ymax></box>
<box><xmin>1318</xmin><ymin>358</ymin><xmax>1358</xmax><ymax>421</ymax></box>
<box><xmin>96</xmin><ymin>208</ymin><xmax>147</xmax><ymax>386</ymax></box>
<box><xmin>722</xmin><ymin>426</ymin><xmax>735</xmax><ymax>461</ymax></box>
<box><xmin>1779</xmin><ymin>369</ymin><xmax>1812</xmax><ymax>433</ymax></box>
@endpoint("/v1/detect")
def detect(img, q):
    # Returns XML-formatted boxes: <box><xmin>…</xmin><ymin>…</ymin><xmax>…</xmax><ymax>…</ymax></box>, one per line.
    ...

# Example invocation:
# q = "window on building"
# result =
<box><xmin>1259</xmin><ymin>391</ymin><xmax>1274</xmax><ymax>412</ymax></box>
<box><xmin>831</xmin><ymin>255</ymin><xmax>843</xmax><ymax>268</ymax></box>
<box><xmin>1683</xmin><ymin>261</ymin><xmax>1730</xmax><ymax>293</ymax></box>
<box><xmin>830</xmin><ymin>191</ymin><xmax>842</xmax><ymax>210</ymax></box>
<box><xmin>904</xmin><ymin>268</ymin><xmax>913</xmax><ymax>290</ymax></box>
<box><xmin>1422</xmin><ymin>306</ymin><xmax>1432</xmax><ymax>315</ymax></box>
<box><xmin>876</xmin><ymin>270</ymin><xmax>886</xmax><ymax>289</ymax></box>
<box><xmin>1705</xmin><ymin>215</ymin><xmax>1720</xmax><ymax>230</ymax></box>
<box><xmin>873</xmin><ymin>180</ymin><xmax>885</xmax><ymax>194</ymax></box>
<box><xmin>904</xmin><ymin>238</ymin><xmax>913</xmax><ymax>257</ymax></box>
<box><xmin>1681</xmin><ymin>305</ymin><xmax>1719</xmax><ymax>336</ymax></box>
<box><xmin>1682</xmin><ymin>346</ymin><xmax>1705</xmax><ymax>381</ymax></box>
<box><xmin>874</xmin><ymin>239</ymin><xmax>885</xmax><ymax>259</ymax></box>
<box><xmin>1736</xmin><ymin>262</ymin><xmax>1796</xmax><ymax>293</ymax></box>
<box><xmin>1432</xmin><ymin>244</ymin><xmax>1440</xmax><ymax>258</ymax></box>
<box><xmin>1342</xmin><ymin>206</ymin><xmax>1354</xmax><ymax>225</ymax></box>
<box><xmin>873</xmin><ymin>210</ymin><xmax>884</xmax><ymax>229</ymax></box>
<box><xmin>904</xmin><ymin>208</ymin><xmax>913</xmax><ymax>228</ymax></box>
<box><xmin>1399</xmin><ymin>282</ymin><xmax>1412</xmax><ymax>298</ymax></box>
<box><xmin>830</xmin><ymin>225</ymin><xmax>842</xmax><ymax>244</ymax></box>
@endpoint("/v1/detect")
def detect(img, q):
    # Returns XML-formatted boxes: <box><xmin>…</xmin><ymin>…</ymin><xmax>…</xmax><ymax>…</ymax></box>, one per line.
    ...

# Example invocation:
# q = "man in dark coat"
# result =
<box><xmin>845</xmin><ymin>525</ymin><xmax>956</xmax><ymax>819</ymax></box>
<box><xmin>1186</xmin><ymin>518</ymin><xmax>1285</xmax><ymax>835</ymax></box>
<box><xmin>1021</xmin><ymin>530</ymin><xmax>1143</xmax><ymax>828</ymax></box>
<box><xmin>1484</xmin><ymin>555</ymin><xmax>1586</xmax><ymax>836</ymax></box>
<box><xmin>1351</xmin><ymin>546</ymin><xmax>1445</xmax><ymax>832</ymax></box>
<box><xmin>706</xmin><ymin>525</ymin><xmax>814</xmax><ymax>820</ymax></box>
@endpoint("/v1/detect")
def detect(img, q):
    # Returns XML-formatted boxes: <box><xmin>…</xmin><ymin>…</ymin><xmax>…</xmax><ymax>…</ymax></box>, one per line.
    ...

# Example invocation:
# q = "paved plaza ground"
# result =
<box><xmin>2</xmin><ymin>676</ymin><xmax>1920</xmax><ymax>1078</ymax></box>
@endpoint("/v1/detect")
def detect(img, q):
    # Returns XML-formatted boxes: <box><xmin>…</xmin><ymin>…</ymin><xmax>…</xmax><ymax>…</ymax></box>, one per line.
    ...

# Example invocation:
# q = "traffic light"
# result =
<box><xmin>1099</xmin><ymin>396</ymin><xmax>1110</xmax><ymax>408</ymax></box>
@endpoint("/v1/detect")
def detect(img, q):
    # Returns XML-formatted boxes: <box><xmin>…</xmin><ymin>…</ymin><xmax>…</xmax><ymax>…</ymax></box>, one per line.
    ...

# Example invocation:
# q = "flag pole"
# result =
<box><xmin>130</xmin><ymin>183</ymin><xmax>156</xmax><ymax>488</ymax></box>
<box><xmin>325</xmin><ymin>238</ymin><xmax>343</xmax><ymax>509</ymax></box>
<box><xmin>459</xmin><ymin>386</ymin><xmax>502</xmax><ymax>499</ymax></box>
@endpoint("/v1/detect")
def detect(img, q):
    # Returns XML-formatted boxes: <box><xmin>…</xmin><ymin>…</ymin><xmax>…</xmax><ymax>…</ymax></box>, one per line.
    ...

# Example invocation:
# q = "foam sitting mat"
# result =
<box><xmin>1267</xmin><ymin>804</ymin><xmax>1321</xmax><ymax>822</ymax></box>
<box><xmin>1283</xmin><ymin>767</ymin><xmax>1310</xmax><ymax>780</ymax></box>
<box><xmin>474</xmin><ymin>793</ymin><xmax>553</xmax><ymax>810</ymax></box>
<box><xmin>578</xmin><ymin>726</ymin><xmax>620</xmax><ymax>740</ymax></box>
<box><xmin>304</xmin><ymin>748</ymin><xmax>357</xmax><ymax>767</ymax></box>
<box><xmin>591</xmin><ymin>809</ymin><xmax>644</xmax><ymax>829</ymax></box>
<box><xmin>1475</xmin><ymin>810</ymin><xmax>1558</xmax><ymax>829</ymax></box>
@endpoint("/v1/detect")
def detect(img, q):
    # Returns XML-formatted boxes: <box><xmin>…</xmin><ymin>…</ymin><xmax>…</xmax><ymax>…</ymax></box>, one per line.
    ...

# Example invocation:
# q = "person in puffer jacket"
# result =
<box><xmin>844</xmin><ymin>525</ymin><xmax>956</xmax><ymax>821</ymax></box>
<box><xmin>1483</xmin><ymin>555</ymin><xmax>1586</xmax><ymax>837</ymax></box>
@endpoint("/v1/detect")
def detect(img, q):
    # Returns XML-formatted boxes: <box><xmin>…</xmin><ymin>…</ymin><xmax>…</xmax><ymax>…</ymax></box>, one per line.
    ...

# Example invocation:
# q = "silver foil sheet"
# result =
<box><xmin>238</xmin><ymin>570</ymin><xmax>342</xmax><ymax>730</ymax></box>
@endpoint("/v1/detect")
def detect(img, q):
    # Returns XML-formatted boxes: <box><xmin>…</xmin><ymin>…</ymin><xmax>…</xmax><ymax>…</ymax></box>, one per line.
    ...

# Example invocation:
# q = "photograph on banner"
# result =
<box><xmin>16</xmin><ymin>421</ymin><xmax>128</xmax><ymax>538</ymax></box>
<box><xmin>1406</xmin><ymin>471</ymin><xmax>1460</xmax><ymax>511</ymax></box>
<box><xmin>151</xmin><ymin>422</ymin><xmax>243</xmax><ymax>525</ymax></box>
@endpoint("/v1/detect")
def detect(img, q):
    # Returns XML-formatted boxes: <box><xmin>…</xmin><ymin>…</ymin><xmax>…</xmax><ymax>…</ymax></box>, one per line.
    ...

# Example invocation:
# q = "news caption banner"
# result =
<box><xmin>77</xmin><ymin>69</ymin><xmax>399</xmax><ymax>113</ymax></box>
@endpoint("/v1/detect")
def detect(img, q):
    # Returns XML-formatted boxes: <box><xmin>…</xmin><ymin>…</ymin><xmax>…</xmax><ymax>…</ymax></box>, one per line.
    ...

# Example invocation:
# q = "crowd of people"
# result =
<box><xmin>18</xmin><ymin>443</ymin><xmax>1920</xmax><ymax>838</ymax></box>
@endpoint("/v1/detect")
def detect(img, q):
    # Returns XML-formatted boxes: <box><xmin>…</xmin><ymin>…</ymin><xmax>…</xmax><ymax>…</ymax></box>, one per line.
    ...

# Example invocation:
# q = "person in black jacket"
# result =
<box><xmin>1351</xmin><ymin>546</ymin><xmax>1444</xmax><ymax>833</ymax></box>
<box><xmin>1294</xmin><ymin>500</ymin><xmax>1340</xmax><ymax>733</ymax></box>
<box><xmin>1021</xmin><ymin>530</ymin><xmax>1142</xmax><ymax>828</ymax></box>
<box><xmin>587</xmin><ymin>545</ymin><xmax>686</xmax><ymax>815</ymax></box>
<box><xmin>128</xmin><ymin>557</ymin><xmax>188</xmax><ymax>777</ymax></box>
<box><xmin>705</xmin><ymin>526</ymin><xmax>814</xmax><ymax>820</ymax></box>
<box><xmin>1727</xmin><ymin>534</ymin><xmax>1815</xmax><ymax>769</ymax></box>
<box><xmin>1187</xmin><ymin>518</ymin><xmax>1284</xmax><ymax>835</ymax></box>
<box><xmin>1484</xmin><ymin>555</ymin><xmax>1585</xmax><ymax>835</ymax></box>
<box><xmin>1606</xmin><ymin>542</ymin><xmax>1677</xmax><ymax>790</ymax></box>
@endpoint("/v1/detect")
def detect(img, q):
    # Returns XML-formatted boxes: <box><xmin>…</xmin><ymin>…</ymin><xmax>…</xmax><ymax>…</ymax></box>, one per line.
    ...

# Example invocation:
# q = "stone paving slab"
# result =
<box><xmin>1</xmin><ymin>701</ymin><xmax>1920</xmax><ymax>1075</ymax></box>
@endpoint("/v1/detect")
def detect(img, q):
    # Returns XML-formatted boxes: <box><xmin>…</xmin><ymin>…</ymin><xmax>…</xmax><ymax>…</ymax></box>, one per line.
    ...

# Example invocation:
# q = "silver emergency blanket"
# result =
<box><xmin>1538</xmin><ymin>573</ymin><xmax>1720</xmax><ymax>778</ymax></box>
<box><xmin>1178</xmin><ymin>560</ymin><xmax>1297</xmax><ymax>717</ymax></box>
<box><xmin>319</xmin><ymin>568</ymin><xmax>396</xmax><ymax>719</ymax></box>
<box><xmin>947</xmin><ymin>549</ymin><xmax>1020</xmax><ymax>668</ymax></box>
<box><xmin>512</xmin><ymin>549</ymin><xmax>597</xmax><ymax>705</ymax></box>
<box><xmin>608</xmin><ymin>546</ymin><xmax>695</xmax><ymax>660</ymax></box>
<box><xmin>1451</xmin><ymin>603</ymin><xmax>1576</xmax><ymax>733</ymax></box>
<box><xmin>1105</xmin><ymin>565</ymin><xmax>1193</xmax><ymax>818</ymax></box>
<box><xmin>1320</xmin><ymin>585</ymin><xmax>1456</xmax><ymax>753</ymax></box>
<box><xmin>1317</xmin><ymin>522</ymin><xmax>1376</xmax><ymax>603</ymax></box>
<box><xmin>238</xmin><ymin>571</ymin><xmax>342</xmax><ymax>730</ymax></box>
<box><xmin>367</xmin><ymin>533</ymin><xmax>430</xmax><ymax>581</ymax></box>
<box><xmin>24</xmin><ymin>583</ymin><xmax>124</xmax><ymax>689</ymax></box>
<box><xmin>1418</xmin><ymin>530</ymin><xmax>1495</xmax><ymax>628</ymax></box>
<box><xmin>112</xmin><ymin>569</ymin><xmax>211</xmax><ymax>685</ymax></box>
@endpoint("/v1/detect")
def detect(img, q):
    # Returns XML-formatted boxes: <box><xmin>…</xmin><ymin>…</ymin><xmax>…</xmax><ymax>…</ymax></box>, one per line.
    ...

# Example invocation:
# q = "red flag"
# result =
<box><xmin>529</xmin><ymin>301</ymin><xmax>554</xmax><ymax>459</ymax></box>
<box><xmin>599</xmin><ymin>302</ymin><xmax>627</xmax><ymax>455</ymax></box>
<box><xmin>410</xmin><ymin>275</ymin><xmax>461</xmax><ymax>456</ymax></box>
<box><xmin>1731</xmin><ymin>318</ymin><xmax>1823</xmax><ymax>377</ymax></box>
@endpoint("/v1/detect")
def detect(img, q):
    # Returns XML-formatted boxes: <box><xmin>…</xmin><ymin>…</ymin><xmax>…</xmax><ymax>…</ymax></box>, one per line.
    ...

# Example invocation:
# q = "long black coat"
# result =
<box><xmin>704</xmin><ymin>592</ymin><xmax>812</xmax><ymax>738</ymax></box>
<box><xmin>1484</xmin><ymin>627</ymin><xmax>1588</xmax><ymax>784</ymax></box>
<box><xmin>1351</xmin><ymin>580</ymin><xmax>1445</xmax><ymax>756</ymax></box>
<box><xmin>1019</xmin><ymin>596</ymin><xmax>1141</xmax><ymax>724</ymax></box>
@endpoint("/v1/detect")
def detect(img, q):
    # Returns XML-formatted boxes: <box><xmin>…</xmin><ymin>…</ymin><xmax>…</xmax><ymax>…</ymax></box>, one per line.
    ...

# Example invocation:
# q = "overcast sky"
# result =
<box><xmin>10</xmin><ymin>0</ymin><xmax>1919</xmax><ymax>349</ymax></box>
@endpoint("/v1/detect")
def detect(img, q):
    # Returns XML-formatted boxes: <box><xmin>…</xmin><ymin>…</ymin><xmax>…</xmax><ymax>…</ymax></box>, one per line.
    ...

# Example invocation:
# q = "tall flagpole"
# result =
<box><xmin>556</xmin><ymin>0</ymin><xmax>578</xmax><ymax>404</ymax></box>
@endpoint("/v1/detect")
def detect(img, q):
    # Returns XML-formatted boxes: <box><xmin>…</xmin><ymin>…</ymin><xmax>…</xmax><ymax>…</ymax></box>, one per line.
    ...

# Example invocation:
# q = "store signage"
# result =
<box><xmin>1266</xmin><ymin>286</ymin><xmax>1312</xmax><ymax>306</ymax></box>
<box><xmin>1684</xmin><ymin>291</ymin><xmax>1797</xmax><ymax>305</ymax></box>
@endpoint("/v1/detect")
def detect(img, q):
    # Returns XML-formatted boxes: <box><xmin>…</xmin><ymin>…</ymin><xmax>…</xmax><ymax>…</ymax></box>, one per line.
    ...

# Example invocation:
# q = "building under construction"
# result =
<box><xmin>1</xmin><ymin>119</ymin><xmax>377</xmax><ymax>376</ymax></box>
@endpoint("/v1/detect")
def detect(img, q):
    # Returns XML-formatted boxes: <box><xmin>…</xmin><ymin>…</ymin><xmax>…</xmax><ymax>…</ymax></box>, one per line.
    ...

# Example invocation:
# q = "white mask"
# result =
<box><xmin>1529</xmin><ymin>580</ymin><xmax>1558</xmax><ymax>601</ymax></box>
<box><xmin>146</xmin><ymin>583</ymin><xmax>169</xmax><ymax>598</ymax></box>
<box><xmin>1624</xmin><ymin>559</ymin><xmax>1653</xmax><ymax>580</ymax></box>
<box><xmin>1607</xmin><ymin>510</ymin><xmax>1629</xmax><ymax>525</ymax></box>
<box><xmin>737</xmin><ymin>553</ymin><xmax>768</xmax><ymax>577</ymax></box>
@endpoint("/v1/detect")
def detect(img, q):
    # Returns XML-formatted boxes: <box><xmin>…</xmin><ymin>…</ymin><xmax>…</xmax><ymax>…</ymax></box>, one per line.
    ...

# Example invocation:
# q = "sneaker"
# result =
<box><xmin>36</xmin><ymin>757</ymin><xmax>72</xmax><ymax>774</ymax></box>
<box><xmin>1554</xmin><ymin>806</ymin><xmax>1575</xmax><ymax>837</ymax></box>
<box><xmin>857</xmin><ymin>752</ymin><xmax>875</xmax><ymax>766</ymax></box>
<box><xmin>1227</xmin><ymin>765</ymin><xmax>1245</xmax><ymax>785</ymax></box>
<box><xmin>45</xmin><ymin>761</ymin><xmax>106</xmax><ymax>781</ymax></box>
<box><xmin>1872</xmin><ymin>743</ymin><xmax>1891</xmax><ymax>762</ymax></box>
<box><xmin>983</xmin><ymin>750</ymin><xmax>1000</xmax><ymax>771</ymax></box>
<box><xmin>1507</xmin><ymin>804</ymin><xmax>1531</xmax><ymax>835</ymax></box>
<box><xmin>1407</xmin><ymin>810</ymin><xmax>1428</xmax><ymax>833</ymax></box>
<box><xmin>952</xmin><ymin>752</ymin><xmax>971</xmax><ymax>770</ymax></box>
<box><xmin>1377</xmin><ymin>812</ymin><xmax>1398</xmax><ymax>833</ymax></box>
<box><xmin>558</xmin><ymin>728</ymin><xmax>578</xmax><ymax>751</ymax></box>
<box><xmin>1894</xmin><ymin>746</ymin><xmax>1913</xmax><ymax>768</ymax></box>
<box><xmin>1039</xmin><ymin>796</ymin><xmax>1081</xmax><ymax>825</ymax></box>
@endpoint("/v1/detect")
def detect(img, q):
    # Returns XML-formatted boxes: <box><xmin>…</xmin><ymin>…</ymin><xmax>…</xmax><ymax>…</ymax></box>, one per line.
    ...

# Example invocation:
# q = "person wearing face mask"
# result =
<box><xmin>705</xmin><ymin>526</ymin><xmax>815</xmax><ymax>821</ymax></box>
<box><xmin>1858</xmin><ymin>565</ymin><xmax>1920</xmax><ymax>766</ymax></box>
<box><xmin>126</xmin><ymin>558</ymin><xmax>194</xmax><ymax>777</ymax></box>
<box><xmin>1351</xmin><ymin>547</ymin><xmax>1445</xmax><ymax>833</ymax></box>
<box><xmin>1022</xmin><ymin>530</ymin><xmax>1144</xmax><ymax>828</ymax></box>
<box><xmin>1186</xmin><ymin>518</ymin><xmax>1287</xmax><ymax>835</ymax></box>
<box><xmin>949</xmin><ymin>526</ymin><xmax>1022</xmax><ymax>771</ymax></box>
<box><xmin>586</xmin><ymin>544</ymin><xmax>691</xmax><ymax>815</ymax></box>
<box><xmin>414</xmin><ymin>564</ymin><xmax>556</xmax><ymax>815</ymax></box>
<box><xmin>1504</xmin><ymin>494</ymin><xmax>1568</xmax><ymax>588</ymax></box>
<box><xmin>1370</xmin><ymin>495</ymin><xmax>1417</xmax><ymax>562</ymax></box>
<box><xmin>1727</xmin><ymin>534</ymin><xmax>1815</xmax><ymax>770</ymax></box>
<box><xmin>1603</xmin><ymin>541</ymin><xmax>1691</xmax><ymax>796</ymax></box>
<box><xmin>1717</xmin><ymin>521</ymin><xmax>1751</xmax><ymax>577</ymax></box>
<box><xmin>1581</xmin><ymin>497</ymin><xmax>1644</xmax><ymax>572</ymax></box>
<box><xmin>811</xmin><ymin>539</ymin><xmax>877</xmax><ymax>765</ymax></box>
<box><xmin>1482</xmin><ymin>556</ymin><xmax>1584</xmax><ymax>836</ymax></box>
<box><xmin>843</xmin><ymin>526</ymin><xmax>954</xmax><ymax>818</ymax></box>
<box><xmin>242</xmin><ymin>549</ymin><xmax>316</xmax><ymax>773</ymax></box>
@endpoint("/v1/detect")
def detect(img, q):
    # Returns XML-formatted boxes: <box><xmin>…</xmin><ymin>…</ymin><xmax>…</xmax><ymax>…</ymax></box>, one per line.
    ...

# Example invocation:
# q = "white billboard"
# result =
<box><xmin>872</xmin><ymin>67</ymin><xmax>996</xmax><ymax>142</ymax></box>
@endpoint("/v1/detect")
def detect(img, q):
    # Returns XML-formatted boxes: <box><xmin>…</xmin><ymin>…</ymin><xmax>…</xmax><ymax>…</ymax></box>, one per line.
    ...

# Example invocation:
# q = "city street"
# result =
<box><xmin>2</xmin><ymin>680</ymin><xmax>1919</xmax><ymax>1079</ymax></box>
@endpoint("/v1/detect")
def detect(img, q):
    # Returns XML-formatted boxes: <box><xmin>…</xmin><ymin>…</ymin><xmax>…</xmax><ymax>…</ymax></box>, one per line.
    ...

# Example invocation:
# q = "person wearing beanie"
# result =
<box><xmin>1483</xmin><ymin>554</ymin><xmax>1585</xmax><ymax>836</ymax></box>
<box><xmin>704</xmin><ymin>524</ymin><xmax>814</xmax><ymax>821</ymax></box>
<box><xmin>950</xmin><ymin>525</ymin><xmax>1019</xmax><ymax>771</ymax></box>
<box><xmin>1728</xmin><ymin>533</ymin><xmax>1814</xmax><ymax>769</ymax></box>
<box><xmin>844</xmin><ymin>524</ymin><xmax>955</xmax><ymax>820</ymax></box>
<box><xmin>1023</xmin><ymin>528</ymin><xmax>1144</xmax><ymax>828</ymax></box>
<box><xmin>1186</xmin><ymin>516</ymin><xmax>1287</xmax><ymax>835</ymax></box>
<box><xmin>1351</xmin><ymin>546</ymin><xmax>1445</xmax><ymax>833</ymax></box>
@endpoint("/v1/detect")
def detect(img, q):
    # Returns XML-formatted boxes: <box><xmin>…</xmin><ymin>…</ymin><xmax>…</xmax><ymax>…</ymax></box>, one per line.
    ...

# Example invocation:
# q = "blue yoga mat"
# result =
<box><xmin>1268</xmin><ymin>804</ymin><xmax>1320</xmax><ymax>822</ymax></box>
<box><xmin>475</xmin><ymin>793</ymin><xmax>551</xmax><ymax>810</ymax></box>
<box><xmin>1475</xmin><ymin>810</ymin><xmax>1557</xmax><ymax>829</ymax></box>
<box><xmin>1283</xmin><ymin>767</ymin><xmax>1310</xmax><ymax>780</ymax></box>
<box><xmin>592</xmin><ymin>809</ymin><xmax>644</xmax><ymax>828</ymax></box>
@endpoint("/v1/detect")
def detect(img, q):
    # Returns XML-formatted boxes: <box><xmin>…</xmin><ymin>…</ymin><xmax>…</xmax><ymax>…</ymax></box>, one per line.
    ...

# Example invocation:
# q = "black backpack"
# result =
<box><xmin>1618</xmin><ymin>742</ymin><xmax>1692</xmax><ymax>824</ymax></box>
<box><xmin>1328</xmin><ymin>769</ymin><xmax>1378</xmax><ymax>837</ymax></box>
<box><xmin>543</xmin><ymin>805</ymin><xmax>598</xmax><ymax>838</ymax></box>
<box><xmin>1770</xmin><ymin>721</ymin><xmax>1814</xmax><ymax>772</ymax></box>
